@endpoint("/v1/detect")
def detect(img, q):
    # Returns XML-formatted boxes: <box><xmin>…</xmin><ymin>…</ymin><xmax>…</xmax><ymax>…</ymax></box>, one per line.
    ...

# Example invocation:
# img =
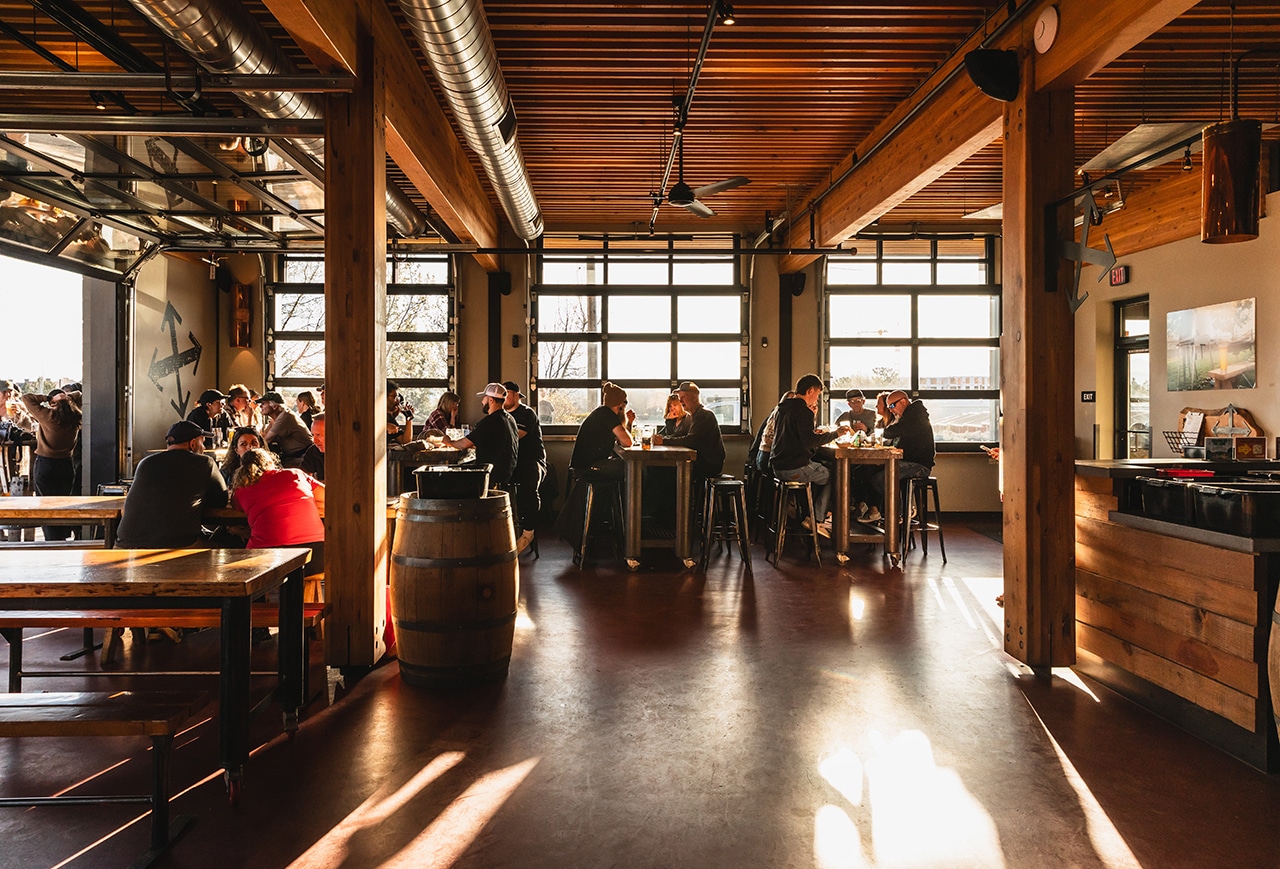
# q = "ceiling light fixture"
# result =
<box><xmin>1182</xmin><ymin>146</ymin><xmax>1193</xmax><ymax>171</ymax></box>
<box><xmin>90</xmin><ymin>91</ymin><xmax>107</xmax><ymax>111</ymax></box>
<box><xmin>716</xmin><ymin>1</ymin><xmax>736</xmax><ymax>25</ymax></box>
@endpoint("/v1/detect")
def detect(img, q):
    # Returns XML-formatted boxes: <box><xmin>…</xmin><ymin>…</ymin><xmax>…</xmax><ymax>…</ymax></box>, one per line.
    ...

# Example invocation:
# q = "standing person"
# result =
<box><xmin>259</xmin><ymin>390</ymin><xmax>314</xmax><ymax>463</ymax></box>
<box><xmin>187</xmin><ymin>388</ymin><xmax>232</xmax><ymax>446</ymax></box>
<box><xmin>835</xmin><ymin>389</ymin><xmax>877</xmax><ymax>433</ymax></box>
<box><xmin>20</xmin><ymin>386</ymin><xmax>82</xmax><ymax>540</ymax></box>
<box><xmin>444</xmin><ymin>383</ymin><xmax>518</xmax><ymax>486</ymax></box>
<box><xmin>219</xmin><ymin>426</ymin><xmax>266</xmax><ymax>485</ymax></box>
<box><xmin>299</xmin><ymin>413</ymin><xmax>325</xmax><ymax>481</ymax></box>
<box><xmin>296</xmin><ymin>390</ymin><xmax>319</xmax><ymax>430</ymax></box>
<box><xmin>116</xmin><ymin>420</ymin><xmax>228</xmax><ymax>548</ymax></box>
<box><xmin>864</xmin><ymin>389</ymin><xmax>935</xmax><ymax>520</ymax></box>
<box><xmin>769</xmin><ymin>375</ymin><xmax>848</xmax><ymax>538</ymax></box>
<box><xmin>502</xmin><ymin>381</ymin><xmax>546</xmax><ymax>552</ymax></box>
<box><xmin>1</xmin><ymin>379</ymin><xmax>34</xmax><ymax>432</ymax></box>
<box><xmin>386</xmin><ymin>380</ymin><xmax>415</xmax><ymax>446</ymax></box>
<box><xmin>424</xmin><ymin>391</ymin><xmax>461</xmax><ymax>432</ymax></box>
<box><xmin>661</xmin><ymin>392</ymin><xmax>691</xmax><ymax>436</ymax></box>
<box><xmin>231</xmin><ymin>447</ymin><xmax>325</xmax><ymax>574</ymax></box>
<box><xmin>226</xmin><ymin>384</ymin><xmax>260</xmax><ymax>429</ymax></box>
<box><xmin>653</xmin><ymin>381</ymin><xmax>725</xmax><ymax>481</ymax></box>
<box><xmin>569</xmin><ymin>381</ymin><xmax>634</xmax><ymax>479</ymax></box>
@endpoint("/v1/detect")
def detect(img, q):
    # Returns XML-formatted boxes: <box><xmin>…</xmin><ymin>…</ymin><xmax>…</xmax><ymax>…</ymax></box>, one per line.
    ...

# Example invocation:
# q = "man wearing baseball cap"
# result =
<box><xmin>835</xmin><ymin>388</ymin><xmax>876</xmax><ymax>433</ymax></box>
<box><xmin>444</xmin><ymin>383</ymin><xmax>518</xmax><ymax>487</ymax></box>
<box><xmin>502</xmin><ymin>381</ymin><xmax>546</xmax><ymax>552</ymax></box>
<box><xmin>653</xmin><ymin>381</ymin><xmax>725</xmax><ymax>481</ymax></box>
<box><xmin>259</xmin><ymin>390</ymin><xmax>314</xmax><ymax>462</ymax></box>
<box><xmin>116</xmin><ymin>420</ymin><xmax>228</xmax><ymax>548</ymax></box>
<box><xmin>186</xmin><ymin>388</ymin><xmax>232</xmax><ymax>446</ymax></box>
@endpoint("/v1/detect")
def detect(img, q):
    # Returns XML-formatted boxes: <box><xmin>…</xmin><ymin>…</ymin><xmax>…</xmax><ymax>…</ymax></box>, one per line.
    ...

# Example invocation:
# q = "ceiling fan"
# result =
<box><xmin>664</xmin><ymin>135</ymin><xmax>750</xmax><ymax>218</ymax></box>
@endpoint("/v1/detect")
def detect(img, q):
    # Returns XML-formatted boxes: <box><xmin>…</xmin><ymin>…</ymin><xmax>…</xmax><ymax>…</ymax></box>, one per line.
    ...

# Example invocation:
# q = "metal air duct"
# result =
<box><xmin>396</xmin><ymin>0</ymin><xmax>543</xmax><ymax>241</ymax></box>
<box><xmin>124</xmin><ymin>0</ymin><xmax>427</xmax><ymax>237</ymax></box>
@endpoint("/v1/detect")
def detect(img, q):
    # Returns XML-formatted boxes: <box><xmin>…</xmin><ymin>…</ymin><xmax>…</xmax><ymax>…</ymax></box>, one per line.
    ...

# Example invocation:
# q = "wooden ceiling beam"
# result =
<box><xmin>260</xmin><ymin>0</ymin><xmax>500</xmax><ymax>266</ymax></box>
<box><xmin>779</xmin><ymin>0</ymin><xmax>1201</xmax><ymax>272</ymax></box>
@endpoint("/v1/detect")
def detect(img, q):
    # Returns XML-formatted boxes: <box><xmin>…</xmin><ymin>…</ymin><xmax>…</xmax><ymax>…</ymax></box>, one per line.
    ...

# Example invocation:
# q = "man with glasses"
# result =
<box><xmin>862</xmin><ymin>390</ymin><xmax>935</xmax><ymax>523</ymax></box>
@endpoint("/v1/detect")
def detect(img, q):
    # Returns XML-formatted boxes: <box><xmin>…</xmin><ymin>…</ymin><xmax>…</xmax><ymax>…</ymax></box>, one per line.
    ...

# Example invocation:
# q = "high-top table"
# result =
<box><xmin>621</xmin><ymin>445</ymin><xmax>696</xmax><ymax>569</ymax></box>
<box><xmin>0</xmin><ymin>495</ymin><xmax>126</xmax><ymax>546</ymax></box>
<box><xmin>822</xmin><ymin>444</ymin><xmax>904</xmax><ymax>566</ymax></box>
<box><xmin>0</xmin><ymin>547</ymin><xmax>310</xmax><ymax>801</ymax></box>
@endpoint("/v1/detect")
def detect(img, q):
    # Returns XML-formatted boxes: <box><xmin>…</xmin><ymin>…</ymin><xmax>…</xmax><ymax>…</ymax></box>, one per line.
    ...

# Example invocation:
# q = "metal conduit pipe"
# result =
<box><xmin>124</xmin><ymin>0</ymin><xmax>427</xmax><ymax>237</ymax></box>
<box><xmin>397</xmin><ymin>0</ymin><xmax>543</xmax><ymax>241</ymax></box>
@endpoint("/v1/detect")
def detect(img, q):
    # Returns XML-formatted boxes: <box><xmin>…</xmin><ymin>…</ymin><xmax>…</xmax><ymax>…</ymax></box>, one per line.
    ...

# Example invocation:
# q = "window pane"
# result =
<box><xmin>1121</xmin><ymin>300</ymin><xmax>1150</xmax><ymax>338</ymax></box>
<box><xmin>678</xmin><ymin>296</ymin><xmax>739</xmax><ymax>332</ymax></box>
<box><xmin>828</xmin><ymin>258</ymin><xmax>877</xmax><ymax>285</ymax></box>
<box><xmin>936</xmin><ymin>261</ymin><xmax>988</xmax><ymax>285</ymax></box>
<box><xmin>918</xmin><ymin>347</ymin><xmax>998</xmax><ymax>389</ymax></box>
<box><xmin>626</xmin><ymin>388</ymin><xmax>673</xmax><ymax>426</ymax></box>
<box><xmin>274</xmin><ymin>339</ymin><xmax>326</xmax><ymax>379</ymax></box>
<box><xmin>388</xmin><ymin>340</ymin><xmax>449</xmax><ymax>379</ymax></box>
<box><xmin>610</xmin><ymin>341</ymin><xmax>670</xmax><ymax>380</ymax></box>
<box><xmin>918</xmin><ymin>295</ymin><xmax>998</xmax><ymax>338</ymax></box>
<box><xmin>536</xmin><ymin>388</ymin><xmax>594</xmax><ymax>427</ymax></box>
<box><xmin>609</xmin><ymin>257</ymin><xmax>668</xmax><ymax>285</ymax></box>
<box><xmin>387</xmin><ymin>294</ymin><xmax>448</xmax><ymax>332</ymax></box>
<box><xmin>542</xmin><ymin>258</ymin><xmax>603</xmax><ymax>285</ymax></box>
<box><xmin>283</xmin><ymin>258</ymin><xmax>324</xmax><ymax>283</ymax></box>
<box><xmin>698</xmin><ymin>388</ymin><xmax>740</xmax><ymax>425</ymax></box>
<box><xmin>538</xmin><ymin>341</ymin><xmax>602</xmax><ymax>379</ymax></box>
<box><xmin>677</xmin><ymin>342</ymin><xmax>739</xmax><ymax>379</ymax></box>
<box><xmin>274</xmin><ymin>292</ymin><xmax>325</xmax><ymax>331</ymax></box>
<box><xmin>882</xmin><ymin>261</ymin><xmax>931</xmax><ymax>284</ymax></box>
<box><xmin>538</xmin><ymin>295</ymin><xmax>602</xmax><ymax>332</ymax></box>
<box><xmin>391</xmin><ymin>258</ymin><xmax>448</xmax><ymax>284</ymax></box>
<box><xmin>401</xmin><ymin>387</ymin><xmax>446</xmax><ymax>422</ymax></box>
<box><xmin>672</xmin><ymin>260</ymin><xmax>734</xmax><ymax>285</ymax></box>
<box><xmin>608</xmin><ymin>296</ymin><xmax>670</xmax><ymax>333</ymax></box>
<box><xmin>924</xmin><ymin>398</ymin><xmax>999</xmax><ymax>442</ymax></box>
<box><xmin>830</xmin><ymin>295</ymin><xmax>911</xmax><ymax>338</ymax></box>
<box><xmin>829</xmin><ymin>346</ymin><xmax>910</xmax><ymax>391</ymax></box>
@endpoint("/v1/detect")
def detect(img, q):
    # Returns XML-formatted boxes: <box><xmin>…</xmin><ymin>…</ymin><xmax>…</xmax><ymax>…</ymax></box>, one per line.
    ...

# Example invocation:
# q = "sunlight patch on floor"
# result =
<box><xmin>1053</xmin><ymin>667</ymin><xmax>1101</xmax><ymax>702</ymax></box>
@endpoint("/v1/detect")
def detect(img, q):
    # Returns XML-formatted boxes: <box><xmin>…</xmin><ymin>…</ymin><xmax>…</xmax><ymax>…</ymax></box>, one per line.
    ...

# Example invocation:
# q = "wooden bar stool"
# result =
<box><xmin>699</xmin><ymin>475</ymin><xmax>752</xmax><ymax>571</ymax></box>
<box><xmin>767</xmin><ymin>478</ymin><xmax>821</xmax><ymax>567</ymax></box>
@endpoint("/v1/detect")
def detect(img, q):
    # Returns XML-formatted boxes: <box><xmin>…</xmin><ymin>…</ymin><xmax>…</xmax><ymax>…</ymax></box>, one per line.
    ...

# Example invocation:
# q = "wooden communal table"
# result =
<box><xmin>0</xmin><ymin>547</ymin><xmax>310</xmax><ymax>800</ymax></box>
<box><xmin>621</xmin><ymin>445</ymin><xmax>696</xmax><ymax>570</ymax></box>
<box><xmin>822</xmin><ymin>444</ymin><xmax>904</xmax><ymax>566</ymax></box>
<box><xmin>0</xmin><ymin>495</ymin><xmax>126</xmax><ymax>547</ymax></box>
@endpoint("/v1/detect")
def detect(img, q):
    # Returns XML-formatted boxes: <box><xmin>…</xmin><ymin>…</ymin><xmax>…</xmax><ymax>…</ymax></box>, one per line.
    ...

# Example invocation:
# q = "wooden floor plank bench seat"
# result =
<box><xmin>0</xmin><ymin>690</ymin><xmax>207</xmax><ymax>868</ymax></box>
<box><xmin>0</xmin><ymin>603</ymin><xmax>328</xmax><ymax>693</ymax></box>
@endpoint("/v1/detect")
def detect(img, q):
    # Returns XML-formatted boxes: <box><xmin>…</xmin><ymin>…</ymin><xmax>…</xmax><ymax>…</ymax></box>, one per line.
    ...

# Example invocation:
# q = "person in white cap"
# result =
<box><xmin>444</xmin><ymin>383</ymin><xmax>518</xmax><ymax>486</ymax></box>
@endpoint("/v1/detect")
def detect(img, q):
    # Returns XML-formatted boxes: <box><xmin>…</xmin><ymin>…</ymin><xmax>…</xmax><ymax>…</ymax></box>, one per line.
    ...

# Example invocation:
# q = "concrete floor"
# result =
<box><xmin>3</xmin><ymin>524</ymin><xmax>1280</xmax><ymax>868</ymax></box>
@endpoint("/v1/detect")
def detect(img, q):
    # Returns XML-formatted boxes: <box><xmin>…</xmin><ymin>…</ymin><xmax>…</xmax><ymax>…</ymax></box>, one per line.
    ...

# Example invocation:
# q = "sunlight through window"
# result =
<box><xmin>814</xmin><ymin>804</ymin><xmax>870</xmax><ymax>869</ymax></box>
<box><xmin>1052</xmin><ymin>667</ymin><xmax>1101</xmax><ymax>702</ymax></box>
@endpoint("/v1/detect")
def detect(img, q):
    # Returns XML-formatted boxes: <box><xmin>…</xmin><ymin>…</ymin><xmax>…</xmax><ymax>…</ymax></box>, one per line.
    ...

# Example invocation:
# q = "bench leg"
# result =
<box><xmin>278</xmin><ymin>566</ymin><xmax>305</xmax><ymax>734</ymax></box>
<box><xmin>58</xmin><ymin>628</ymin><xmax>102</xmax><ymax>662</ymax></box>
<box><xmin>1</xmin><ymin>627</ymin><xmax>21</xmax><ymax>693</ymax></box>
<box><xmin>220</xmin><ymin>596</ymin><xmax>252</xmax><ymax>798</ymax></box>
<box><xmin>130</xmin><ymin>733</ymin><xmax>195</xmax><ymax>869</ymax></box>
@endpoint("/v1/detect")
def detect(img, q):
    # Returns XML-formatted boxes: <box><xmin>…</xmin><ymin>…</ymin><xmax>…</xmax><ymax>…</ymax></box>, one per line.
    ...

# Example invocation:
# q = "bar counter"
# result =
<box><xmin>1074</xmin><ymin>459</ymin><xmax>1280</xmax><ymax>770</ymax></box>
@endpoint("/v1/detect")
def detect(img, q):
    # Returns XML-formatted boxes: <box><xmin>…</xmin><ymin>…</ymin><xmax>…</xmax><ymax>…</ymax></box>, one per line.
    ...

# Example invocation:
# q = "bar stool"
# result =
<box><xmin>767</xmin><ymin>477</ymin><xmax>822</xmax><ymax>567</ymax></box>
<box><xmin>699</xmin><ymin>475</ymin><xmax>752</xmax><ymax>571</ymax></box>
<box><xmin>576</xmin><ymin>473</ymin><xmax>625</xmax><ymax>568</ymax></box>
<box><xmin>902</xmin><ymin>475</ymin><xmax>947</xmax><ymax>561</ymax></box>
<box><xmin>749</xmin><ymin>470</ymin><xmax>776</xmax><ymax>543</ymax></box>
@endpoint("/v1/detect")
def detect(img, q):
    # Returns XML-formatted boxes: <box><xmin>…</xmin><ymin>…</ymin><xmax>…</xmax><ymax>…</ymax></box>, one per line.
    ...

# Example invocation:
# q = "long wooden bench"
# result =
<box><xmin>0</xmin><ymin>690</ymin><xmax>207</xmax><ymax>868</ymax></box>
<box><xmin>0</xmin><ymin>539</ymin><xmax>106</xmax><ymax>549</ymax></box>
<box><xmin>0</xmin><ymin>603</ymin><xmax>328</xmax><ymax>693</ymax></box>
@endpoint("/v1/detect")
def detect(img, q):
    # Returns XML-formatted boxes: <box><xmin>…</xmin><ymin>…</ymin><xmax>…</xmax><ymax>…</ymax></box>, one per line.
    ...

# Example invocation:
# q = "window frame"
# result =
<box><xmin>824</xmin><ymin>237</ymin><xmax>1000</xmax><ymax>452</ymax></box>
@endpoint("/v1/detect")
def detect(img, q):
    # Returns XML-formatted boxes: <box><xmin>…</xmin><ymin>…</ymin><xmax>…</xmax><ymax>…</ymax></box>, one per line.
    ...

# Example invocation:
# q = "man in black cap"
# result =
<box><xmin>502</xmin><ymin>380</ymin><xmax>546</xmax><ymax>552</ymax></box>
<box><xmin>835</xmin><ymin>389</ymin><xmax>877</xmax><ymax>433</ymax></box>
<box><xmin>259</xmin><ymin>390</ymin><xmax>314</xmax><ymax>463</ymax></box>
<box><xmin>445</xmin><ymin>383</ymin><xmax>518</xmax><ymax>487</ymax></box>
<box><xmin>186</xmin><ymin>388</ymin><xmax>233</xmax><ymax>446</ymax></box>
<box><xmin>116</xmin><ymin>420</ymin><xmax>228</xmax><ymax>548</ymax></box>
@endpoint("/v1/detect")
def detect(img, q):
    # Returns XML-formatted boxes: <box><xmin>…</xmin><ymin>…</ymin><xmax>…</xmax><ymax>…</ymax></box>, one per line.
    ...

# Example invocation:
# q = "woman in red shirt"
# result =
<box><xmin>231</xmin><ymin>448</ymin><xmax>325</xmax><ymax>573</ymax></box>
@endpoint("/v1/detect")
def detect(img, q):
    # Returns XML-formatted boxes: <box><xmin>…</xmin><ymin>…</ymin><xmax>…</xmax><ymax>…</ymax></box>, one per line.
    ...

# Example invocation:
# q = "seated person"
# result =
<box><xmin>861</xmin><ymin>390</ymin><xmax>935</xmax><ymax>523</ymax></box>
<box><xmin>443</xmin><ymin>383</ymin><xmax>518</xmax><ymax>486</ymax></box>
<box><xmin>425</xmin><ymin>391</ymin><xmax>461</xmax><ymax>433</ymax></box>
<box><xmin>299</xmin><ymin>413</ymin><xmax>325</xmax><ymax>481</ymax></box>
<box><xmin>662</xmin><ymin>392</ymin><xmax>692</xmax><ymax>437</ymax></box>
<box><xmin>653</xmin><ymin>381</ymin><xmax>725</xmax><ymax>480</ymax></box>
<box><xmin>116</xmin><ymin>420</ymin><xmax>228</xmax><ymax>548</ymax></box>
<box><xmin>750</xmin><ymin>391</ymin><xmax>796</xmax><ymax>473</ymax></box>
<box><xmin>220</xmin><ymin>426</ymin><xmax>265</xmax><ymax>485</ymax></box>
<box><xmin>296</xmin><ymin>390</ymin><xmax>319</xmax><ymax>430</ymax></box>
<box><xmin>769</xmin><ymin>375</ymin><xmax>847</xmax><ymax>538</ymax></box>
<box><xmin>569</xmin><ymin>381</ymin><xmax>634</xmax><ymax>480</ymax></box>
<box><xmin>259</xmin><ymin>390</ymin><xmax>314</xmax><ymax>463</ymax></box>
<box><xmin>231</xmin><ymin>447</ymin><xmax>325</xmax><ymax>576</ymax></box>
<box><xmin>835</xmin><ymin>389</ymin><xmax>877</xmax><ymax>433</ymax></box>
<box><xmin>187</xmin><ymin>388</ymin><xmax>233</xmax><ymax>446</ymax></box>
<box><xmin>386</xmin><ymin>380</ymin><xmax>415</xmax><ymax>446</ymax></box>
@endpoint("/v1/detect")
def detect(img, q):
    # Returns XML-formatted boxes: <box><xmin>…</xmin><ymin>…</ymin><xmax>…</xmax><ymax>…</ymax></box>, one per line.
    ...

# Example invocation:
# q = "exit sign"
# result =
<box><xmin>1109</xmin><ymin>265</ymin><xmax>1129</xmax><ymax>286</ymax></box>
<box><xmin>1081</xmin><ymin>391</ymin><xmax>1096</xmax><ymax>403</ymax></box>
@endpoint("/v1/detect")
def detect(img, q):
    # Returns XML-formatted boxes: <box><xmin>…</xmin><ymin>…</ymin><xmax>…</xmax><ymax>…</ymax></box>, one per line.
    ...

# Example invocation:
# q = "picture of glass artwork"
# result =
<box><xmin>1166</xmin><ymin>298</ymin><xmax>1256</xmax><ymax>391</ymax></box>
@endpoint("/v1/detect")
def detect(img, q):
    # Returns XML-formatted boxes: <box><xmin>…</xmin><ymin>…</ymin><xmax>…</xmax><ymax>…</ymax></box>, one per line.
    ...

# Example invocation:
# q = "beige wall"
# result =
<box><xmin>1075</xmin><ymin>191</ymin><xmax>1280</xmax><ymax>459</ymax></box>
<box><xmin>217</xmin><ymin>253</ymin><xmax>266</xmax><ymax>394</ymax></box>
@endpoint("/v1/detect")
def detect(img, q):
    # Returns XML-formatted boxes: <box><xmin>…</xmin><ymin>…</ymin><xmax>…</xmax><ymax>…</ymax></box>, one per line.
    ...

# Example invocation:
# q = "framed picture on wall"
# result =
<box><xmin>1166</xmin><ymin>298</ymin><xmax>1255</xmax><ymax>391</ymax></box>
<box><xmin>231</xmin><ymin>283</ymin><xmax>252</xmax><ymax>348</ymax></box>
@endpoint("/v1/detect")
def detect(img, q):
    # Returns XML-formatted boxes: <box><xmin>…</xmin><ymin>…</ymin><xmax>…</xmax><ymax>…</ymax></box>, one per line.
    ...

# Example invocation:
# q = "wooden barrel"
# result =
<box><xmin>390</xmin><ymin>491</ymin><xmax>518</xmax><ymax>687</ymax></box>
<box><xmin>1270</xmin><ymin>592</ymin><xmax>1280</xmax><ymax>745</ymax></box>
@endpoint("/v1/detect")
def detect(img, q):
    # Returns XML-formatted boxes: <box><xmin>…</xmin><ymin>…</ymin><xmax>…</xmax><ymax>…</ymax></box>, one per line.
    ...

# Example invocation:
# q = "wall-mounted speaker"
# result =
<box><xmin>489</xmin><ymin>272</ymin><xmax>513</xmax><ymax>296</ymax></box>
<box><xmin>964</xmin><ymin>49</ymin><xmax>1020</xmax><ymax>102</ymax></box>
<box><xmin>215</xmin><ymin>261</ymin><xmax>234</xmax><ymax>293</ymax></box>
<box><xmin>780</xmin><ymin>273</ymin><xmax>807</xmax><ymax>297</ymax></box>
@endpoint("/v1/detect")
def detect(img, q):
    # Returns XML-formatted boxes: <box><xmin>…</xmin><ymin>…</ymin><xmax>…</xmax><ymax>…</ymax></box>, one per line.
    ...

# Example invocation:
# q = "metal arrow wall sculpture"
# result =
<box><xmin>147</xmin><ymin>300</ymin><xmax>203</xmax><ymax>418</ymax></box>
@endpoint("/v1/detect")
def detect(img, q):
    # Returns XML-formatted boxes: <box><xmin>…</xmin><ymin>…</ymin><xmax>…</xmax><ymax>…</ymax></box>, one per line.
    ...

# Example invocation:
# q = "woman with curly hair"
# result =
<box><xmin>231</xmin><ymin>448</ymin><xmax>325</xmax><ymax>575</ymax></box>
<box><xmin>219</xmin><ymin>426</ymin><xmax>266</xmax><ymax>485</ymax></box>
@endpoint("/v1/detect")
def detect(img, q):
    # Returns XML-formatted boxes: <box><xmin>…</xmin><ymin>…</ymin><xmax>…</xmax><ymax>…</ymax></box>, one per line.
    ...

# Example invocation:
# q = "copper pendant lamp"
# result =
<box><xmin>1201</xmin><ymin>117</ymin><xmax>1261</xmax><ymax>244</ymax></box>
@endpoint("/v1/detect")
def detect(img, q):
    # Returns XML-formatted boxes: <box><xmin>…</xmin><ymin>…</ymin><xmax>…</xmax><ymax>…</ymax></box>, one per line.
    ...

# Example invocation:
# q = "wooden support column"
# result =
<box><xmin>324</xmin><ymin>10</ymin><xmax>388</xmax><ymax>668</ymax></box>
<box><xmin>1001</xmin><ymin>49</ymin><xmax>1076</xmax><ymax>668</ymax></box>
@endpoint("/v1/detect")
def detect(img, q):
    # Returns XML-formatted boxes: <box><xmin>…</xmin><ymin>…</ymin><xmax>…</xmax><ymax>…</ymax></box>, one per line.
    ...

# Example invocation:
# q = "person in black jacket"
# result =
<box><xmin>769</xmin><ymin>374</ymin><xmax>848</xmax><ymax>536</ymax></box>
<box><xmin>654</xmin><ymin>381</ymin><xmax>725</xmax><ymax>480</ymax></box>
<box><xmin>186</xmin><ymin>388</ymin><xmax>233</xmax><ymax>447</ymax></box>
<box><xmin>865</xmin><ymin>389</ymin><xmax>935</xmax><ymax>516</ymax></box>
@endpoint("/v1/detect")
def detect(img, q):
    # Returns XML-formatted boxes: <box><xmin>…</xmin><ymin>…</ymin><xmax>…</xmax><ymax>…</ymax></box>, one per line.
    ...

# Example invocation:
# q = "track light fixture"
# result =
<box><xmin>1182</xmin><ymin>145</ymin><xmax>1193</xmax><ymax>171</ymax></box>
<box><xmin>716</xmin><ymin>1</ymin><xmax>736</xmax><ymax>25</ymax></box>
<box><xmin>90</xmin><ymin>91</ymin><xmax>107</xmax><ymax>110</ymax></box>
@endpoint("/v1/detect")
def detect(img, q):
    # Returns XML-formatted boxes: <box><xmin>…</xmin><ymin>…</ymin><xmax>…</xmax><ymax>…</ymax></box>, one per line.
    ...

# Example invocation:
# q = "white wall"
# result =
<box><xmin>1075</xmin><ymin>191</ymin><xmax>1280</xmax><ymax>459</ymax></box>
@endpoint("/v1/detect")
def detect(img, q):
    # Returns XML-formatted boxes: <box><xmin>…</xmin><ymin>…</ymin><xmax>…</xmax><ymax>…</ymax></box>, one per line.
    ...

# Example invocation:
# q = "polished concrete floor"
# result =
<box><xmin>3</xmin><ymin>524</ymin><xmax>1280</xmax><ymax>868</ymax></box>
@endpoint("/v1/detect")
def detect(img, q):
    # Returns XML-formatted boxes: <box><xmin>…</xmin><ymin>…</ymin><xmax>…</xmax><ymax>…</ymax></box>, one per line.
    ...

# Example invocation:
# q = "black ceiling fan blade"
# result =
<box><xmin>693</xmin><ymin>175</ymin><xmax>750</xmax><ymax>199</ymax></box>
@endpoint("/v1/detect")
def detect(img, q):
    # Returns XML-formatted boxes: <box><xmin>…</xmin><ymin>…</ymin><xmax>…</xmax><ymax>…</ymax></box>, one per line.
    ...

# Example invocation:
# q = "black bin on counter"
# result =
<box><xmin>1192</xmin><ymin>482</ymin><xmax>1280</xmax><ymax>536</ymax></box>
<box><xmin>413</xmin><ymin>463</ymin><xmax>492</xmax><ymax>500</ymax></box>
<box><xmin>1137</xmin><ymin>477</ymin><xmax>1198</xmax><ymax>524</ymax></box>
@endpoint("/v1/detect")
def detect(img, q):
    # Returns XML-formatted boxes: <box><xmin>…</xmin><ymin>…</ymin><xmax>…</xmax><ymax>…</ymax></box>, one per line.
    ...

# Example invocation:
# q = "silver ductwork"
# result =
<box><xmin>124</xmin><ymin>0</ymin><xmax>427</xmax><ymax>237</ymax></box>
<box><xmin>397</xmin><ymin>0</ymin><xmax>543</xmax><ymax>241</ymax></box>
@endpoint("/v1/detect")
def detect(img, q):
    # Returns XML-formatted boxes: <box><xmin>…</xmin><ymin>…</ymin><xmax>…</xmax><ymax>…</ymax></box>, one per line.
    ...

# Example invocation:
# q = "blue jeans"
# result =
<box><xmin>773</xmin><ymin>461</ymin><xmax>831</xmax><ymax>521</ymax></box>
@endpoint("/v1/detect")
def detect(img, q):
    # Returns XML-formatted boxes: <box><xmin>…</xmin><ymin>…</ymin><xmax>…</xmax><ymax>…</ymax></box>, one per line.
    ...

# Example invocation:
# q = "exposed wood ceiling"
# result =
<box><xmin>0</xmin><ymin>0</ymin><xmax>1276</xmax><ymax>269</ymax></box>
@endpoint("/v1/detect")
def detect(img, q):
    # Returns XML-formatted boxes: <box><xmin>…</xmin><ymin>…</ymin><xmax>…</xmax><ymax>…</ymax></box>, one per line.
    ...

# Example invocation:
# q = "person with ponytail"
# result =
<box><xmin>231</xmin><ymin>447</ymin><xmax>325</xmax><ymax>574</ymax></box>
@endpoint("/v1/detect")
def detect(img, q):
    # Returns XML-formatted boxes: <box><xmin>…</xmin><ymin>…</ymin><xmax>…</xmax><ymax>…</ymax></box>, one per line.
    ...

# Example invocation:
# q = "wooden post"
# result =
<box><xmin>1001</xmin><ymin>48</ymin><xmax>1077</xmax><ymax>668</ymax></box>
<box><xmin>324</xmin><ymin>11</ymin><xmax>388</xmax><ymax>668</ymax></box>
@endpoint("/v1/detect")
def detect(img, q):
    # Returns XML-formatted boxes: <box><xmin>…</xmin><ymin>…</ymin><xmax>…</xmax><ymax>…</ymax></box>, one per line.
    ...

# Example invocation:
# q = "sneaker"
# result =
<box><xmin>801</xmin><ymin>516</ymin><xmax>831</xmax><ymax>539</ymax></box>
<box><xmin>859</xmin><ymin>507</ymin><xmax>882</xmax><ymax>524</ymax></box>
<box><xmin>855</xmin><ymin>502</ymin><xmax>869</xmax><ymax>520</ymax></box>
